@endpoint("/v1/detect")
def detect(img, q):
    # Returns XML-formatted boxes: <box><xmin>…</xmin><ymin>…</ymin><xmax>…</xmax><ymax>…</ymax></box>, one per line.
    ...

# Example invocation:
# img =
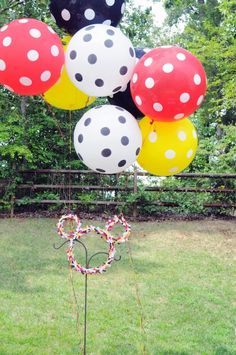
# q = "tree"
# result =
<box><xmin>163</xmin><ymin>0</ymin><xmax>236</xmax><ymax>125</ymax></box>
<box><xmin>160</xmin><ymin>0</ymin><xmax>236</xmax><ymax>173</ymax></box>
<box><xmin>121</xmin><ymin>0</ymin><xmax>161</xmax><ymax>47</ymax></box>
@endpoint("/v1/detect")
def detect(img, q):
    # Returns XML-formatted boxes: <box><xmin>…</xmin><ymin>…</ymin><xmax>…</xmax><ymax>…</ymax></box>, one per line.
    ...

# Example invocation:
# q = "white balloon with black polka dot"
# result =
<box><xmin>66</xmin><ymin>24</ymin><xmax>136</xmax><ymax>97</ymax></box>
<box><xmin>74</xmin><ymin>105</ymin><xmax>142</xmax><ymax>174</ymax></box>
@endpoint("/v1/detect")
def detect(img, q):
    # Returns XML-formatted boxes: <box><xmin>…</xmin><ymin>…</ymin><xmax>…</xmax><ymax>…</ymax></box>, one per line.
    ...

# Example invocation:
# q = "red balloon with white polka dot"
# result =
<box><xmin>0</xmin><ymin>18</ymin><xmax>64</xmax><ymax>96</ymax></box>
<box><xmin>130</xmin><ymin>46</ymin><xmax>207</xmax><ymax>122</ymax></box>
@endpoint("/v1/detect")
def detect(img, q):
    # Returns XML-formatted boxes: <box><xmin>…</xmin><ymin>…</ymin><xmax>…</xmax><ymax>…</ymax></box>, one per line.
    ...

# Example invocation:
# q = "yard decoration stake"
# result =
<box><xmin>55</xmin><ymin>213</ymin><xmax>131</xmax><ymax>354</ymax></box>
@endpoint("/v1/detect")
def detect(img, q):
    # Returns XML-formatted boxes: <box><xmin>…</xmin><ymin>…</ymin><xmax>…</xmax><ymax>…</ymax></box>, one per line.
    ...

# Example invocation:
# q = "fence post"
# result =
<box><xmin>10</xmin><ymin>195</ymin><xmax>15</xmax><ymax>218</ymax></box>
<box><xmin>133</xmin><ymin>168</ymin><xmax>138</xmax><ymax>218</ymax></box>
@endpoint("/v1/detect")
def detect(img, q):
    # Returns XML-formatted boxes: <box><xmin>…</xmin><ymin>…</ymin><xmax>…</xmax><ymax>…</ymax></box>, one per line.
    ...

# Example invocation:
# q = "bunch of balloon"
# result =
<box><xmin>0</xmin><ymin>1</ymin><xmax>207</xmax><ymax>178</ymax></box>
<box><xmin>48</xmin><ymin>0</ymin><xmax>144</xmax><ymax>174</ymax></box>
<box><xmin>129</xmin><ymin>46</ymin><xmax>207</xmax><ymax>176</ymax></box>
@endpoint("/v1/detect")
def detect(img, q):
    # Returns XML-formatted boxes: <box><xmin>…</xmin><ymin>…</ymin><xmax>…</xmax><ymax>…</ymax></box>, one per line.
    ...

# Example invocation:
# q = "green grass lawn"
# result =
<box><xmin>0</xmin><ymin>217</ymin><xmax>235</xmax><ymax>355</ymax></box>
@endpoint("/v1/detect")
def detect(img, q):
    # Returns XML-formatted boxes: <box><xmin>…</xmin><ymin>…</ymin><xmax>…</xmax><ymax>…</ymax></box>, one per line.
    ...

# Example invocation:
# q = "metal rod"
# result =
<box><xmin>53</xmin><ymin>240</ymin><xmax>70</xmax><ymax>249</ymax></box>
<box><xmin>73</xmin><ymin>240</ymin><xmax>88</xmax><ymax>354</ymax></box>
<box><xmin>55</xmin><ymin>238</ymin><xmax>121</xmax><ymax>355</ymax></box>
<box><xmin>84</xmin><ymin>273</ymin><xmax>88</xmax><ymax>355</ymax></box>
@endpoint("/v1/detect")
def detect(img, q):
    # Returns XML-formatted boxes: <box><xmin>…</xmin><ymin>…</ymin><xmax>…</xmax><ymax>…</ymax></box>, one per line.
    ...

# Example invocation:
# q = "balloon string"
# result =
<box><xmin>85</xmin><ymin>96</ymin><xmax>91</xmax><ymax>108</ymax></box>
<box><xmin>68</xmin><ymin>110</ymin><xmax>72</xmax><ymax>213</ymax></box>
<box><xmin>126</xmin><ymin>239</ymin><xmax>147</xmax><ymax>355</ymax></box>
<box><xmin>68</xmin><ymin>263</ymin><xmax>83</xmax><ymax>352</ymax></box>
<box><xmin>142</xmin><ymin>117</ymin><xmax>156</xmax><ymax>147</ymax></box>
<box><xmin>44</xmin><ymin>98</ymin><xmax>65</xmax><ymax>140</ymax></box>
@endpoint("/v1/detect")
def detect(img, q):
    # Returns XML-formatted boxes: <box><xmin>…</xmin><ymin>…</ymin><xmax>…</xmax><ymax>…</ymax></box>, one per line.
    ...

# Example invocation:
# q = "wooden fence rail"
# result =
<box><xmin>1</xmin><ymin>169</ymin><xmax>236</xmax><ymax>217</ymax></box>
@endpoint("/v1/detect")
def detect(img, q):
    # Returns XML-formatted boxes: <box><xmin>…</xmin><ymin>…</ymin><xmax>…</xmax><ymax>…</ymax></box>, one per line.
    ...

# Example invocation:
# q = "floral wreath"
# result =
<box><xmin>57</xmin><ymin>214</ymin><xmax>131</xmax><ymax>275</ymax></box>
<box><xmin>57</xmin><ymin>213</ymin><xmax>90</xmax><ymax>240</ymax></box>
<box><xmin>94</xmin><ymin>214</ymin><xmax>131</xmax><ymax>244</ymax></box>
<box><xmin>67</xmin><ymin>226</ymin><xmax>116</xmax><ymax>275</ymax></box>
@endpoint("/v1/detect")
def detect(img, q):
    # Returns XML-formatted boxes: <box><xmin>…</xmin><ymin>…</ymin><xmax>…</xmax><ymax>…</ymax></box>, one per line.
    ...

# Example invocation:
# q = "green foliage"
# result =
<box><xmin>191</xmin><ymin>124</ymin><xmax>236</xmax><ymax>173</ymax></box>
<box><xmin>0</xmin><ymin>0</ymin><xmax>50</xmax><ymax>25</ymax></box>
<box><xmin>163</xmin><ymin>0</ymin><xmax>236</xmax><ymax>127</ymax></box>
<box><xmin>121</xmin><ymin>0</ymin><xmax>161</xmax><ymax>47</ymax></box>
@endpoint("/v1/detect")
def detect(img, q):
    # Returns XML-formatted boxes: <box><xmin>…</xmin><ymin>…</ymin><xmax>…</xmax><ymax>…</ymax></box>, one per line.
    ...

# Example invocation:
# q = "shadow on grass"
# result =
<box><xmin>111</xmin><ymin>345</ymin><xmax>190</xmax><ymax>355</ymax></box>
<box><xmin>0</xmin><ymin>243</ymin><xmax>164</xmax><ymax>294</ymax></box>
<box><xmin>0</xmin><ymin>246</ymin><xmax>65</xmax><ymax>293</ymax></box>
<box><xmin>214</xmin><ymin>346</ymin><xmax>234</xmax><ymax>354</ymax></box>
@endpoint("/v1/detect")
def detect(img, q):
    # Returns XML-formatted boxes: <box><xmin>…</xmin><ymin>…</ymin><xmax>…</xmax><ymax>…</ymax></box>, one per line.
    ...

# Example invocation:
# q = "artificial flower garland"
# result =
<box><xmin>57</xmin><ymin>214</ymin><xmax>130</xmax><ymax>275</ymax></box>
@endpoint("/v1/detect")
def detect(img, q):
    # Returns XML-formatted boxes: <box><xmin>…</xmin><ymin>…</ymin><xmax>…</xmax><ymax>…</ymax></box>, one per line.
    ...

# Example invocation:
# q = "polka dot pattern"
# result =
<box><xmin>135</xmin><ymin>96</ymin><xmax>142</xmax><ymax>106</ymax></box>
<box><xmin>132</xmin><ymin>73</ymin><xmax>138</xmax><ymax>83</ymax></box>
<box><xmin>162</xmin><ymin>63</ymin><xmax>174</xmax><ymax>73</ymax></box>
<box><xmin>137</xmin><ymin>116</ymin><xmax>198</xmax><ymax>176</ymax></box>
<box><xmin>84</xmin><ymin>9</ymin><xmax>95</xmax><ymax>21</ymax></box>
<box><xmin>149</xmin><ymin>131</ymin><xmax>157</xmax><ymax>143</ymax></box>
<box><xmin>0</xmin><ymin>59</ymin><xmax>6</xmax><ymax>71</ymax></box>
<box><xmin>51</xmin><ymin>45</ymin><xmax>59</xmax><ymax>56</ymax></box>
<box><xmin>0</xmin><ymin>18</ymin><xmax>64</xmax><ymax>95</ymax></box>
<box><xmin>174</xmin><ymin>113</ymin><xmax>185</xmax><ymax>120</ymax></box>
<box><xmin>29</xmin><ymin>28</ymin><xmax>41</xmax><ymax>38</ymax></box>
<box><xmin>61</xmin><ymin>9</ymin><xmax>71</xmax><ymax>21</ymax></box>
<box><xmin>49</xmin><ymin>0</ymin><xmax>126</xmax><ymax>35</ymax></box>
<box><xmin>165</xmin><ymin>149</ymin><xmax>176</xmax><ymax>159</ymax></box>
<box><xmin>176</xmin><ymin>53</ymin><xmax>186</xmax><ymax>61</ymax></box>
<box><xmin>18</xmin><ymin>19</ymin><xmax>28</xmax><ymax>24</ymax></box>
<box><xmin>65</xmin><ymin>24</ymin><xmax>136</xmax><ymax>97</ymax></box>
<box><xmin>145</xmin><ymin>77</ymin><xmax>155</xmax><ymax>89</ymax></box>
<box><xmin>103</xmin><ymin>20</ymin><xmax>112</xmax><ymax>25</ymax></box>
<box><xmin>144</xmin><ymin>57</ymin><xmax>153</xmax><ymax>67</ymax></box>
<box><xmin>153</xmin><ymin>103</ymin><xmax>163</xmax><ymax>112</ymax></box>
<box><xmin>106</xmin><ymin>0</ymin><xmax>115</xmax><ymax>5</ymax></box>
<box><xmin>180</xmin><ymin>93</ymin><xmax>190</xmax><ymax>103</ymax></box>
<box><xmin>178</xmin><ymin>131</ymin><xmax>187</xmax><ymax>141</ymax></box>
<box><xmin>0</xmin><ymin>25</ymin><xmax>8</xmax><ymax>32</ymax></box>
<box><xmin>197</xmin><ymin>95</ymin><xmax>204</xmax><ymax>106</ymax></box>
<box><xmin>41</xmin><ymin>70</ymin><xmax>51</xmax><ymax>82</ymax></box>
<box><xmin>130</xmin><ymin>46</ymin><xmax>207</xmax><ymax>122</ymax></box>
<box><xmin>27</xmin><ymin>50</ymin><xmax>39</xmax><ymax>61</ymax></box>
<box><xmin>73</xmin><ymin>105</ymin><xmax>142</xmax><ymax>174</ymax></box>
<box><xmin>3</xmin><ymin>36</ymin><xmax>12</xmax><ymax>47</ymax></box>
<box><xmin>20</xmin><ymin>77</ymin><xmax>32</xmax><ymax>86</ymax></box>
<box><xmin>192</xmin><ymin>129</ymin><xmax>197</xmax><ymax>139</ymax></box>
<box><xmin>187</xmin><ymin>149</ymin><xmax>193</xmax><ymax>158</ymax></box>
<box><xmin>169</xmin><ymin>167</ymin><xmax>178</xmax><ymax>173</ymax></box>
<box><xmin>194</xmin><ymin>74</ymin><xmax>201</xmax><ymax>85</ymax></box>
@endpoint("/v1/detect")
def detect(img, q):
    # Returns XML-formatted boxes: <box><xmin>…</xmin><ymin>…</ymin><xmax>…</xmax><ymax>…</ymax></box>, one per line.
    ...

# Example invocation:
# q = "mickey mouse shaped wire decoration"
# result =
<box><xmin>56</xmin><ymin>213</ymin><xmax>131</xmax><ymax>275</ymax></box>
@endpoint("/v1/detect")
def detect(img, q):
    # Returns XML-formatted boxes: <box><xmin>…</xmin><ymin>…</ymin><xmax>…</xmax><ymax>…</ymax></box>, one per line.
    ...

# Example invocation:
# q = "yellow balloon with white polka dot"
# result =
<box><xmin>137</xmin><ymin>116</ymin><xmax>198</xmax><ymax>176</ymax></box>
<box><xmin>42</xmin><ymin>36</ymin><xmax>96</xmax><ymax>110</ymax></box>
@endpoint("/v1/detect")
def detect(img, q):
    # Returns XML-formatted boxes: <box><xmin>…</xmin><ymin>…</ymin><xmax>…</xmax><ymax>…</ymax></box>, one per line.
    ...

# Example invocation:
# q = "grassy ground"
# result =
<box><xmin>0</xmin><ymin>218</ymin><xmax>235</xmax><ymax>355</ymax></box>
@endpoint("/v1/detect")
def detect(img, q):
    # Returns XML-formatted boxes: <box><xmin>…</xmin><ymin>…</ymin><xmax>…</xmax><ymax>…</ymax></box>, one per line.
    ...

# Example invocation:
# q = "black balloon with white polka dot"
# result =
<box><xmin>73</xmin><ymin>105</ymin><xmax>142</xmax><ymax>174</ymax></box>
<box><xmin>49</xmin><ymin>0</ymin><xmax>126</xmax><ymax>35</ymax></box>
